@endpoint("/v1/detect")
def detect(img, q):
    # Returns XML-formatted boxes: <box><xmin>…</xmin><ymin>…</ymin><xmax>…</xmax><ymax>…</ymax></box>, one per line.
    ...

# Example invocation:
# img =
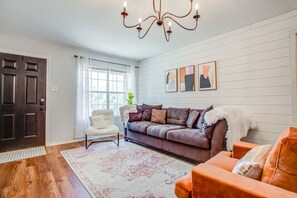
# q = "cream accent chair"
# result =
<box><xmin>86</xmin><ymin>109</ymin><xmax>119</xmax><ymax>149</ymax></box>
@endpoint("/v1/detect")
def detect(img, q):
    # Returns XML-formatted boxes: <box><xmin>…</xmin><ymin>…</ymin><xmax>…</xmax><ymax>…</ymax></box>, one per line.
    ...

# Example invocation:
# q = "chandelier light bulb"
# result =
<box><xmin>168</xmin><ymin>21</ymin><xmax>172</xmax><ymax>32</ymax></box>
<box><xmin>195</xmin><ymin>3</ymin><xmax>199</xmax><ymax>10</ymax></box>
<box><xmin>123</xmin><ymin>1</ymin><xmax>127</xmax><ymax>8</ymax></box>
<box><xmin>138</xmin><ymin>18</ymin><xmax>142</xmax><ymax>23</ymax></box>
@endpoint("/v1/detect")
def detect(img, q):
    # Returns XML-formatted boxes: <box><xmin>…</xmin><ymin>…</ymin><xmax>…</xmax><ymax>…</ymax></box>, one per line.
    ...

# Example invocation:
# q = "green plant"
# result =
<box><xmin>126</xmin><ymin>92</ymin><xmax>134</xmax><ymax>105</ymax></box>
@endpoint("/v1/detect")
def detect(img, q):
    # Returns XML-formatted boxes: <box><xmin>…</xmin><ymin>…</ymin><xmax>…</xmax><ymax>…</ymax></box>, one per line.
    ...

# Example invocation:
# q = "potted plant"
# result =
<box><xmin>126</xmin><ymin>92</ymin><xmax>134</xmax><ymax>105</ymax></box>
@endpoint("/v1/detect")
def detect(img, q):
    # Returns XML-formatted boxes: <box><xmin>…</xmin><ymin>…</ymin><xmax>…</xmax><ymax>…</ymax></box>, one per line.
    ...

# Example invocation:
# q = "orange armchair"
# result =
<box><xmin>192</xmin><ymin>164</ymin><xmax>297</xmax><ymax>198</ymax></box>
<box><xmin>175</xmin><ymin>137</ymin><xmax>297</xmax><ymax>198</ymax></box>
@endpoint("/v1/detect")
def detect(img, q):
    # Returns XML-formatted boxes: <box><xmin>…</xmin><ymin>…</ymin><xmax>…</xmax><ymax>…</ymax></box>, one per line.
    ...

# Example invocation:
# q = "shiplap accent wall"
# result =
<box><xmin>138</xmin><ymin>10</ymin><xmax>297</xmax><ymax>145</ymax></box>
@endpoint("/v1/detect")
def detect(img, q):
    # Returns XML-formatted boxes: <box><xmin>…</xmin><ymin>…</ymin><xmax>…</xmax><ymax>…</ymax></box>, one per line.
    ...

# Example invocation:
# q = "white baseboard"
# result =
<box><xmin>46</xmin><ymin>132</ymin><xmax>124</xmax><ymax>147</ymax></box>
<box><xmin>46</xmin><ymin>139</ymin><xmax>83</xmax><ymax>147</ymax></box>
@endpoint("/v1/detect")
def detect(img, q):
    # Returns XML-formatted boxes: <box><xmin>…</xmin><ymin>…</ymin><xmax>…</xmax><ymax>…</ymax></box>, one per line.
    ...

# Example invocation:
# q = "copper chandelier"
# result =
<box><xmin>121</xmin><ymin>0</ymin><xmax>200</xmax><ymax>41</ymax></box>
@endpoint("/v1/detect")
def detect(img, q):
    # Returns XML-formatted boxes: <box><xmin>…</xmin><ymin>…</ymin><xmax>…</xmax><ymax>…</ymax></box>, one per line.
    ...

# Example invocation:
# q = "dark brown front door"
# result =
<box><xmin>0</xmin><ymin>52</ymin><xmax>46</xmax><ymax>152</ymax></box>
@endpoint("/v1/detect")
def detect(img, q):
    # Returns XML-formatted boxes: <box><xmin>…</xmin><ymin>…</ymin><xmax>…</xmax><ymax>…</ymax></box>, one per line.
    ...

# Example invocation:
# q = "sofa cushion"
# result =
<box><xmin>167</xmin><ymin>128</ymin><xmax>210</xmax><ymax>149</ymax></box>
<box><xmin>261</xmin><ymin>127</ymin><xmax>297</xmax><ymax>193</ymax></box>
<box><xmin>151</xmin><ymin>109</ymin><xmax>167</xmax><ymax>124</ymax></box>
<box><xmin>167</xmin><ymin>107</ymin><xmax>190</xmax><ymax>126</ymax></box>
<box><xmin>196</xmin><ymin>105</ymin><xmax>213</xmax><ymax>129</ymax></box>
<box><xmin>127</xmin><ymin>121</ymin><xmax>156</xmax><ymax>134</ymax></box>
<box><xmin>129</xmin><ymin>105</ymin><xmax>143</xmax><ymax>122</ymax></box>
<box><xmin>142</xmin><ymin>104</ymin><xmax>163</xmax><ymax>121</ymax></box>
<box><xmin>186</xmin><ymin>109</ymin><xmax>200</xmax><ymax>128</ymax></box>
<box><xmin>206</xmin><ymin>151</ymin><xmax>239</xmax><ymax>172</ymax></box>
<box><xmin>147</xmin><ymin>124</ymin><xmax>186</xmax><ymax>139</ymax></box>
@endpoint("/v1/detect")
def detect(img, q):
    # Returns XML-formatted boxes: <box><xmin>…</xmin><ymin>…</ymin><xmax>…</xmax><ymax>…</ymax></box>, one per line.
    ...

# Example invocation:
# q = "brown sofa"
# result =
<box><xmin>175</xmin><ymin>127</ymin><xmax>297</xmax><ymax>198</ymax></box>
<box><xmin>124</xmin><ymin>105</ymin><xmax>228</xmax><ymax>162</ymax></box>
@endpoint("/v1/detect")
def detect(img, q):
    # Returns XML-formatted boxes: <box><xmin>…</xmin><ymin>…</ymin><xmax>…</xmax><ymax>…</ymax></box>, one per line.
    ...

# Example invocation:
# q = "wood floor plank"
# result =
<box><xmin>0</xmin><ymin>136</ymin><xmax>123</xmax><ymax>198</ymax></box>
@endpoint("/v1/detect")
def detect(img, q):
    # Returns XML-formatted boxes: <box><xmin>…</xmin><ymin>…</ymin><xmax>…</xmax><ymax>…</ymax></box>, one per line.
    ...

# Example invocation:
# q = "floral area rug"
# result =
<box><xmin>61</xmin><ymin>140</ymin><xmax>194</xmax><ymax>198</ymax></box>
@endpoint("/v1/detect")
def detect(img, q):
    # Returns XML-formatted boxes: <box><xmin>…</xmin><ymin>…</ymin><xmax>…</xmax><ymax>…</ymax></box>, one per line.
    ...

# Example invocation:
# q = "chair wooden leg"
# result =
<box><xmin>117</xmin><ymin>133</ymin><xmax>120</xmax><ymax>147</ymax></box>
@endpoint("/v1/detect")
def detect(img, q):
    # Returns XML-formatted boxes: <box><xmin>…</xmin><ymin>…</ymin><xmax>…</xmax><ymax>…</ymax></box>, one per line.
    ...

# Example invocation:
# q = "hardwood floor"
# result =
<box><xmin>0</xmin><ymin>136</ymin><xmax>122</xmax><ymax>198</ymax></box>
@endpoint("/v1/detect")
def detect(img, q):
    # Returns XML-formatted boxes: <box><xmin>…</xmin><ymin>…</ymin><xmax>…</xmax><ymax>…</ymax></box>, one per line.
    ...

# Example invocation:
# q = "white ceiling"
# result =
<box><xmin>1</xmin><ymin>0</ymin><xmax>297</xmax><ymax>61</ymax></box>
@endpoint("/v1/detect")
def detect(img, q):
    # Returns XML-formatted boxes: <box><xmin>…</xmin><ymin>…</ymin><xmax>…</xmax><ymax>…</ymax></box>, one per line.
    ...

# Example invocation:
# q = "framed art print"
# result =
<box><xmin>165</xmin><ymin>69</ymin><xmax>178</xmax><ymax>92</ymax></box>
<box><xmin>180</xmin><ymin>65</ymin><xmax>195</xmax><ymax>92</ymax></box>
<box><xmin>198</xmin><ymin>61</ymin><xmax>217</xmax><ymax>91</ymax></box>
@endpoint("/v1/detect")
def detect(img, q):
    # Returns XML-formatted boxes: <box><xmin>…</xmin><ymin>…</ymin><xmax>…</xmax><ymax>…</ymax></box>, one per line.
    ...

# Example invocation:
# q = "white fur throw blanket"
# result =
<box><xmin>204</xmin><ymin>106</ymin><xmax>256</xmax><ymax>151</ymax></box>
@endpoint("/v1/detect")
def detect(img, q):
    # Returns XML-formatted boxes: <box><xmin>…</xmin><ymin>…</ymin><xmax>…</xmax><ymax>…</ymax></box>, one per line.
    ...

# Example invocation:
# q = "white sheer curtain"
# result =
<box><xmin>75</xmin><ymin>58</ymin><xmax>137</xmax><ymax>138</ymax></box>
<box><xmin>127</xmin><ymin>65</ymin><xmax>138</xmax><ymax>104</ymax></box>
<box><xmin>75</xmin><ymin>56</ymin><xmax>91</xmax><ymax>138</ymax></box>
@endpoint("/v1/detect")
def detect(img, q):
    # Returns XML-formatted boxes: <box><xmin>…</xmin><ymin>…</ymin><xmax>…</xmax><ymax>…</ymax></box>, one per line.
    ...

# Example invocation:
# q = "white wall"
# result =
<box><xmin>0</xmin><ymin>33</ymin><xmax>138</xmax><ymax>146</ymax></box>
<box><xmin>138</xmin><ymin>10</ymin><xmax>297</xmax><ymax>145</ymax></box>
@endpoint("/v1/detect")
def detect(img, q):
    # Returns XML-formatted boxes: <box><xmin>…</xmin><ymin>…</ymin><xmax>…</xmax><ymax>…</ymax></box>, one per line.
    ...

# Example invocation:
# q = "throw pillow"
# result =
<box><xmin>90</xmin><ymin>115</ymin><xmax>108</xmax><ymax>129</ymax></box>
<box><xmin>186</xmin><ymin>110</ymin><xmax>200</xmax><ymax>128</ymax></box>
<box><xmin>261</xmin><ymin>127</ymin><xmax>297</xmax><ymax>193</ymax></box>
<box><xmin>151</xmin><ymin>109</ymin><xmax>167</xmax><ymax>124</ymax></box>
<box><xmin>142</xmin><ymin>104</ymin><xmax>162</xmax><ymax>121</ymax></box>
<box><xmin>232</xmin><ymin>144</ymin><xmax>272</xmax><ymax>180</ymax></box>
<box><xmin>129</xmin><ymin>105</ymin><xmax>143</xmax><ymax>122</ymax></box>
<box><xmin>196</xmin><ymin>105</ymin><xmax>213</xmax><ymax>129</ymax></box>
<box><xmin>201</xmin><ymin>122</ymin><xmax>216</xmax><ymax>139</ymax></box>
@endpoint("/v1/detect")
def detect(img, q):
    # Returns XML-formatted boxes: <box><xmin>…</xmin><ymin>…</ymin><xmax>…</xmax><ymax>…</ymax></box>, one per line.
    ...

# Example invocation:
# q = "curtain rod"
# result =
<box><xmin>74</xmin><ymin>55</ymin><xmax>131</xmax><ymax>67</ymax></box>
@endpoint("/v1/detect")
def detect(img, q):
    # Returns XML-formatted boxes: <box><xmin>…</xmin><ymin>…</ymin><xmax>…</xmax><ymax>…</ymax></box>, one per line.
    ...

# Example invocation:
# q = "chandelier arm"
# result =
<box><xmin>142</xmin><ymin>15</ymin><xmax>158</xmax><ymax>23</ymax></box>
<box><xmin>163</xmin><ymin>16</ymin><xmax>198</xmax><ymax>31</ymax></box>
<box><xmin>138</xmin><ymin>19</ymin><xmax>157</xmax><ymax>39</ymax></box>
<box><xmin>123</xmin><ymin>15</ymin><xmax>158</xmax><ymax>29</ymax></box>
<box><xmin>153</xmin><ymin>0</ymin><xmax>157</xmax><ymax>13</ymax></box>
<box><xmin>123</xmin><ymin>18</ymin><xmax>139</xmax><ymax>28</ymax></box>
<box><xmin>162</xmin><ymin>23</ymin><xmax>170</xmax><ymax>42</ymax></box>
<box><xmin>162</xmin><ymin>0</ymin><xmax>193</xmax><ymax>19</ymax></box>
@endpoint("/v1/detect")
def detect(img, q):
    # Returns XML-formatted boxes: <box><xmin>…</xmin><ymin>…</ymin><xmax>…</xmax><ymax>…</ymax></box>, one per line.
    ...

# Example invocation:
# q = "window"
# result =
<box><xmin>75</xmin><ymin>56</ymin><xmax>136</xmax><ymax>138</ymax></box>
<box><xmin>88</xmin><ymin>67</ymin><xmax>127</xmax><ymax>116</ymax></box>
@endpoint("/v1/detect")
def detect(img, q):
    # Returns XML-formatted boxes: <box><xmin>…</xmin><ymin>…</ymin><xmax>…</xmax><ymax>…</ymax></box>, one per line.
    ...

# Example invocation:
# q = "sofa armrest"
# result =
<box><xmin>232</xmin><ymin>141</ymin><xmax>259</xmax><ymax>159</ymax></box>
<box><xmin>192</xmin><ymin>164</ymin><xmax>297</xmax><ymax>198</ymax></box>
<box><xmin>210</xmin><ymin>120</ymin><xmax>228</xmax><ymax>157</ymax></box>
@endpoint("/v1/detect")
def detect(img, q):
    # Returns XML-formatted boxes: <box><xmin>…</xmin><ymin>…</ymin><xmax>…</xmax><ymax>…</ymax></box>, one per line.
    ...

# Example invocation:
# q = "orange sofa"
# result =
<box><xmin>175</xmin><ymin>128</ymin><xmax>297</xmax><ymax>198</ymax></box>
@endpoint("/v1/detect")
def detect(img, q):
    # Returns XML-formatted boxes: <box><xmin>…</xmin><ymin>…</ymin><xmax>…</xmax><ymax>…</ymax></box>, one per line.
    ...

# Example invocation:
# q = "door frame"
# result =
<box><xmin>291</xmin><ymin>29</ymin><xmax>297</xmax><ymax>127</ymax></box>
<box><xmin>0</xmin><ymin>48</ymin><xmax>51</xmax><ymax>146</ymax></box>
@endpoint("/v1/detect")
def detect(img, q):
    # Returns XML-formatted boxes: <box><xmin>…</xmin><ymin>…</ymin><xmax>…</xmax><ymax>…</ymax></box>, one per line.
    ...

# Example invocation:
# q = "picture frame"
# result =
<box><xmin>198</xmin><ymin>61</ymin><xmax>217</xmax><ymax>91</ymax></box>
<box><xmin>180</xmin><ymin>65</ymin><xmax>196</xmax><ymax>92</ymax></box>
<box><xmin>165</xmin><ymin>69</ymin><xmax>178</xmax><ymax>92</ymax></box>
